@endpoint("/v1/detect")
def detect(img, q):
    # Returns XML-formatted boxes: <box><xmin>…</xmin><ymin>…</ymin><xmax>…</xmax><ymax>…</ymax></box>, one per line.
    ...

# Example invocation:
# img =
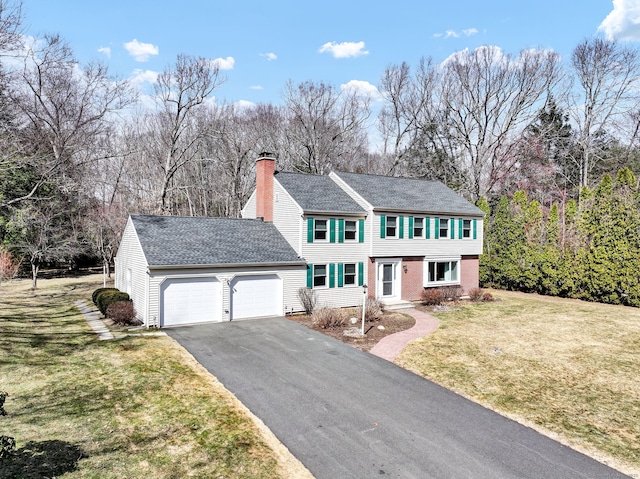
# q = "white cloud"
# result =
<box><xmin>236</xmin><ymin>100</ymin><xmax>256</xmax><ymax>109</ymax></box>
<box><xmin>599</xmin><ymin>0</ymin><xmax>640</xmax><ymax>41</ymax></box>
<box><xmin>124</xmin><ymin>39</ymin><xmax>159</xmax><ymax>62</ymax></box>
<box><xmin>98</xmin><ymin>46</ymin><xmax>111</xmax><ymax>58</ymax></box>
<box><xmin>211</xmin><ymin>56</ymin><xmax>235</xmax><ymax>70</ymax></box>
<box><xmin>435</xmin><ymin>27</ymin><xmax>479</xmax><ymax>39</ymax></box>
<box><xmin>340</xmin><ymin>80</ymin><xmax>381</xmax><ymax>100</ymax></box>
<box><xmin>260</xmin><ymin>52</ymin><xmax>277</xmax><ymax>61</ymax></box>
<box><xmin>250</xmin><ymin>85</ymin><xmax>264</xmax><ymax>90</ymax></box>
<box><xmin>130</xmin><ymin>69</ymin><xmax>159</xmax><ymax>85</ymax></box>
<box><xmin>319</xmin><ymin>41</ymin><xmax>369</xmax><ymax>58</ymax></box>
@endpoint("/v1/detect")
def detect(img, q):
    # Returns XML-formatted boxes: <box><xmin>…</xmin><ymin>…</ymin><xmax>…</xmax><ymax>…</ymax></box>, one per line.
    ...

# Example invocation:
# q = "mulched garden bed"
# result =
<box><xmin>286</xmin><ymin>309</ymin><xmax>416</xmax><ymax>352</ymax></box>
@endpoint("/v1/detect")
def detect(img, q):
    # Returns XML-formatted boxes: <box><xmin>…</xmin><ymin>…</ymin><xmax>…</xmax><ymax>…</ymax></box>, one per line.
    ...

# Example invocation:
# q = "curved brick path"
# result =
<box><xmin>369</xmin><ymin>308</ymin><xmax>439</xmax><ymax>362</ymax></box>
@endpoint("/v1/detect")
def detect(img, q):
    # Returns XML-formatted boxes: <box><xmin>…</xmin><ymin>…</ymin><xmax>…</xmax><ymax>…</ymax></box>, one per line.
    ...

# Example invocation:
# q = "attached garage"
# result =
<box><xmin>160</xmin><ymin>277</ymin><xmax>221</xmax><ymax>326</ymax></box>
<box><xmin>230</xmin><ymin>274</ymin><xmax>282</xmax><ymax>320</ymax></box>
<box><xmin>115</xmin><ymin>215</ymin><xmax>306</xmax><ymax>327</ymax></box>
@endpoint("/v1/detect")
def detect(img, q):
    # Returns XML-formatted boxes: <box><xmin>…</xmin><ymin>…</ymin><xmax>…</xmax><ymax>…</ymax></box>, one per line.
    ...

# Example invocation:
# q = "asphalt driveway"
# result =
<box><xmin>167</xmin><ymin>317</ymin><xmax>629</xmax><ymax>479</ymax></box>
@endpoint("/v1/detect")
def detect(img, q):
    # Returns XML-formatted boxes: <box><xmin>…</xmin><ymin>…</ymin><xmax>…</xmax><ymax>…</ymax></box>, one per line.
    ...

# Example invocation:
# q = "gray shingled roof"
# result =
<box><xmin>333</xmin><ymin>171</ymin><xmax>484</xmax><ymax>216</ymax></box>
<box><xmin>275</xmin><ymin>171</ymin><xmax>366</xmax><ymax>215</ymax></box>
<box><xmin>131</xmin><ymin>215</ymin><xmax>304</xmax><ymax>267</ymax></box>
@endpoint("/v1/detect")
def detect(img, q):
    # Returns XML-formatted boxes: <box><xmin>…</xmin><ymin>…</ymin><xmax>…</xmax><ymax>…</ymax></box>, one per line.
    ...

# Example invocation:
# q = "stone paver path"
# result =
<box><xmin>370</xmin><ymin>308</ymin><xmax>439</xmax><ymax>361</ymax></box>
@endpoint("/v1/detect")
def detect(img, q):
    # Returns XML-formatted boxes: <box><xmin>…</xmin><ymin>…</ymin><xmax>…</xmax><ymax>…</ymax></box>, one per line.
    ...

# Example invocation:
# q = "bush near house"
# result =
<box><xmin>421</xmin><ymin>288</ymin><xmax>445</xmax><ymax>306</ymax></box>
<box><xmin>106</xmin><ymin>300</ymin><xmax>137</xmax><ymax>325</ymax></box>
<box><xmin>360</xmin><ymin>298</ymin><xmax>384</xmax><ymax>322</ymax></box>
<box><xmin>94</xmin><ymin>289</ymin><xmax>130</xmax><ymax>316</ymax></box>
<box><xmin>92</xmin><ymin>287</ymin><xmax>118</xmax><ymax>306</ymax></box>
<box><xmin>312</xmin><ymin>307</ymin><xmax>345</xmax><ymax>329</ymax></box>
<box><xmin>468</xmin><ymin>287</ymin><xmax>484</xmax><ymax>302</ymax></box>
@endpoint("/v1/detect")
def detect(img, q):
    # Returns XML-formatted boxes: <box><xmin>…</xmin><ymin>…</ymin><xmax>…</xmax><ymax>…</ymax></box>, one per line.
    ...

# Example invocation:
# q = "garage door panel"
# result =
<box><xmin>231</xmin><ymin>275</ymin><xmax>282</xmax><ymax>320</ymax></box>
<box><xmin>161</xmin><ymin>277</ymin><xmax>221</xmax><ymax>326</ymax></box>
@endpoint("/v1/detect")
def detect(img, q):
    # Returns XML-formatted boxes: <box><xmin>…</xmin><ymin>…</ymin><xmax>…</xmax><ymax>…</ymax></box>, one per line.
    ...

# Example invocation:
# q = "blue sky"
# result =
<box><xmin>20</xmin><ymin>0</ymin><xmax>639</xmax><ymax>106</ymax></box>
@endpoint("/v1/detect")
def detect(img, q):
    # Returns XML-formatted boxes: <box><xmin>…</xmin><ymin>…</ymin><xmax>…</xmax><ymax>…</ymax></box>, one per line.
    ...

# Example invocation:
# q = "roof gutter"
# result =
<box><xmin>372</xmin><ymin>207</ymin><xmax>485</xmax><ymax>217</ymax></box>
<box><xmin>303</xmin><ymin>210</ymin><xmax>366</xmax><ymax>217</ymax></box>
<box><xmin>148</xmin><ymin>260</ymin><xmax>308</xmax><ymax>270</ymax></box>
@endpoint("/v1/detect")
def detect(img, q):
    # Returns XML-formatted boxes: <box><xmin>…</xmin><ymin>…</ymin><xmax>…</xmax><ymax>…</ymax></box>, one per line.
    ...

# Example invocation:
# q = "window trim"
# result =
<box><xmin>462</xmin><ymin>219</ymin><xmax>472</xmax><ymax>239</ymax></box>
<box><xmin>424</xmin><ymin>257</ymin><xmax>461</xmax><ymax>286</ymax></box>
<box><xmin>386</xmin><ymin>215</ymin><xmax>398</xmax><ymax>238</ymax></box>
<box><xmin>344</xmin><ymin>220</ymin><xmax>358</xmax><ymax>242</ymax></box>
<box><xmin>314</xmin><ymin>219</ymin><xmax>328</xmax><ymax>242</ymax></box>
<box><xmin>343</xmin><ymin>263</ymin><xmax>357</xmax><ymax>286</ymax></box>
<box><xmin>438</xmin><ymin>218</ymin><xmax>449</xmax><ymax>239</ymax></box>
<box><xmin>313</xmin><ymin>264</ymin><xmax>328</xmax><ymax>288</ymax></box>
<box><xmin>413</xmin><ymin>217</ymin><xmax>424</xmax><ymax>239</ymax></box>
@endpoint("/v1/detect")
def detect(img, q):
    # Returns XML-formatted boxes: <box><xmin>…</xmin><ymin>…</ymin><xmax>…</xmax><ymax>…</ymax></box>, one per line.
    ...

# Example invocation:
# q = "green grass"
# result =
<box><xmin>398</xmin><ymin>291</ymin><xmax>640</xmax><ymax>477</ymax></box>
<box><xmin>0</xmin><ymin>275</ymin><xmax>306</xmax><ymax>478</ymax></box>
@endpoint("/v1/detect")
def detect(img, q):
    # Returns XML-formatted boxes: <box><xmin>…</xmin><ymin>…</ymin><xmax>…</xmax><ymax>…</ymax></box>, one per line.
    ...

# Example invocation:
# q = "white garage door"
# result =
<box><xmin>160</xmin><ymin>277</ymin><xmax>221</xmax><ymax>326</ymax></box>
<box><xmin>230</xmin><ymin>275</ymin><xmax>282</xmax><ymax>320</ymax></box>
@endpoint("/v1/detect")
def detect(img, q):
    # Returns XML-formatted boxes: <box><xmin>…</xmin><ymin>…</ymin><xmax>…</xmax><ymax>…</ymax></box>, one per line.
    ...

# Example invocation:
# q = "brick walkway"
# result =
<box><xmin>369</xmin><ymin>309</ymin><xmax>439</xmax><ymax>362</ymax></box>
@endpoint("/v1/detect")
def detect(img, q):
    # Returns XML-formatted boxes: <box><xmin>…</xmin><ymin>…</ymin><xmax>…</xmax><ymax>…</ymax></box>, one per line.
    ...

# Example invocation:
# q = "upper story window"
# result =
<box><xmin>413</xmin><ymin>217</ymin><xmax>424</xmax><ymax>238</ymax></box>
<box><xmin>439</xmin><ymin>218</ymin><xmax>449</xmax><ymax>239</ymax></box>
<box><xmin>386</xmin><ymin>216</ymin><xmax>397</xmax><ymax>238</ymax></box>
<box><xmin>462</xmin><ymin>219</ymin><xmax>472</xmax><ymax>238</ymax></box>
<box><xmin>314</xmin><ymin>219</ymin><xmax>327</xmax><ymax>241</ymax></box>
<box><xmin>345</xmin><ymin>220</ymin><xmax>357</xmax><ymax>241</ymax></box>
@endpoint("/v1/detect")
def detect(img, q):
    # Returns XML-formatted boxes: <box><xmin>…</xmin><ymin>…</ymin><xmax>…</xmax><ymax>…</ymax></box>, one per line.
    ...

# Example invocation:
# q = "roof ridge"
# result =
<box><xmin>334</xmin><ymin>170</ymin><xmax>438</xmax><ymax>183</ymax></box>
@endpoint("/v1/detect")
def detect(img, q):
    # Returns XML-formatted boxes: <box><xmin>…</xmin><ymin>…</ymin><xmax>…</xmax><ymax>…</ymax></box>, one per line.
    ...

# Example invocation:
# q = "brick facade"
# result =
<box><xmin>401</xmin><ymin>257</ymin><xmax>424</xmax><ymax>301</ymax></box>
<box><xmin>460</xmin><ymin>255</ymin><xmax>479</xmax><ymax>293</ymax></box>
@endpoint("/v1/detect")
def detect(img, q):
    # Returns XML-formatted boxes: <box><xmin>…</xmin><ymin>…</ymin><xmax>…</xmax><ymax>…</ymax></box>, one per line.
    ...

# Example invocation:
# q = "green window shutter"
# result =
<box><xmin>358</xmin><ymin>219</ymin><xmax>365</xmax><ymax>243</ymax></box>
<box><xmin>329</xmin><ymin>218</ymin><xmax>336</xmax><ymax>243</ymax></box>
<box><xmin>307</xmin><ymin>218</ymin><xmax>314</xmax><ymax>243</ymax></box>
<box><xmin>458</xmin><ymin>218</ymin><xmax>463</xmax><ymax>239</ymax></box>
<box><xmin>399</xmin><ymin>216</ymin><xmax>404</xmax><ymax>239</ymax></box>
<box><xmin>408</xmin><ymin>216</ymin><xmax>414</xmax><ymax>239</ymax></box>
<box><xmin>450</xmin><ymin>218</ymin><xmax>455</xmax><ymax>239</ymax></box>
<box><xmin>473</xmin><ymin>219</ymin><xmax>477</xmax><ymax>239</ymax></box>
<box><xmin>380</xmin><ymin>215</ymin><xmax>386</xmax><ymax>238</ymax></box>
<box><xmin>358</xmin><ymin>262</ymin><xmax>364</xmax><ymax>286</ymax></box>
<box><xmin>338</xmin><ymin>219</ymin><xmax>345</xmax><ymax>243</ymax></box>
<box><xmin>329</xmin><ymin>263</ymin><xmax>335</xmax><ymax>288</ymax></box>
<box><xmin>306</xmin><ymin>264</ymin><xmax>312</xmax><ymax>288</ymax></box>
<box><xmin>435</xmin><ymin>217</ymin><xmax>440</xmax><ymax>239</ymax></box>
<box><xmin>426</xmin><ymin>217</ymin><xmax>431</xmax><ymax>239</ymax></box>
<box><xmin>337</xmin><ymin>263</ymin><xmax>344</xmax><ymax>287</ymax></box>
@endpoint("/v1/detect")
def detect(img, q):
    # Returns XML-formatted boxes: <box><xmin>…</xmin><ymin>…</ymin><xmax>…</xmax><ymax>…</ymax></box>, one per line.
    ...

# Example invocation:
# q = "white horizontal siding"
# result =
<box><xmin>371</xmin><ymin>213</ymin><xmax>483</xmax><ymax>258</ymax></box>
<box><xmin>114</xmin><ymin>217</ymin><xmax>149</xmax><ymax>325</ymax></box>
<box><xmin>241</xmin><ymin>190</ymin><xmax>257</xmax><ymax>218</ymax></box>
<box><xmin>312</xmin><ymin>285</ymin><xmax>366</xmax><ymax>309</ymax></box>
<box><xmin>273</xmin><ymin>180</ymin><xmax>304</xmax><ymax>254</ymax></box>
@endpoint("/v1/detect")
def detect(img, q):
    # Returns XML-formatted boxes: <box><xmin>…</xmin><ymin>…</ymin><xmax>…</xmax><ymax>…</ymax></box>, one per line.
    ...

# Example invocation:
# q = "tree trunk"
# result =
<box><xmin>31</xmin><ymin>262</ymin><xmax>39</xmax><ymax>290</ymax></box>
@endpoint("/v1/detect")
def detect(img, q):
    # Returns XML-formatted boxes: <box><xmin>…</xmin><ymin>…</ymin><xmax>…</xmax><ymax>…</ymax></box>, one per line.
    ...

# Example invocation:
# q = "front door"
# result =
<box><xmin>382</xmin><ymin>264</ymin><xmax>394</xmax><ymax>297</ymax></box>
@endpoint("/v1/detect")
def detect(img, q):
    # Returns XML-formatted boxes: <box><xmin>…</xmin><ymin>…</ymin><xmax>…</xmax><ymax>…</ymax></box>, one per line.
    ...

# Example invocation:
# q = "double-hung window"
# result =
<box><xmin>413</xmin><ymin>217</ymin><xmax>424</xmax><ymax>238</ymax></box>
<box><xmin>386</xmin><ymin>216</ymin><xmax>398</xmax><ymax>238</ymax></box>
<box><xmin>314</xmin><ymin>219</ymin><xmax>327</xmax><ymax>241</ymax></box>
<box><xmin>343</xmin><ymin>263</ymin><xmax>356</xmax><ymax>286</ymax></box>
<box><xmin>313</xmin><ymin>264</ymin><xmax>327</xmax><ymax>287</ymax></box>
<box><xmin>462</xmin><ymin>219</ymin><xmax>472</xmax><ymax>238</ymax></box>
<box><xmin>345</xmin><ymin>220</ymin><xmax>357</xmax><ymax>241</ymax></box>
<box><xmin>439</xmin><ymin>218</ymin><xmax>449</xmax><ymax>239</ymax></box>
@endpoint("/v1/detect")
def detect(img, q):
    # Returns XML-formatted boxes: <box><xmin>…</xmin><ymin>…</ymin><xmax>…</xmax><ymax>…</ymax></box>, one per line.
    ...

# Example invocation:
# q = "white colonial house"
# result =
<box><xmin>115</xmin><ymin>153</ymin><xmax>484</xmax><ymax>327</ymax></box>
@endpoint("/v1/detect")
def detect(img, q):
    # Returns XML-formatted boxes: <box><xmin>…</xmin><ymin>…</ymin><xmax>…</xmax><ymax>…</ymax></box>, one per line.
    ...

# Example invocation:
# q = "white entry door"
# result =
<box><xmin>160</xmin><ymin>277</ymin><xmax>221</xmax><ymax>326</ymax></box>
<box><xmin>230</xmin><ymin>274</ymin><xmax>282</xmax><ymax>320</ymax></box>
<box><xmin>376</xmin><ymin>260</ymin><xmax>401</xmax><ymax>300</ymax></box>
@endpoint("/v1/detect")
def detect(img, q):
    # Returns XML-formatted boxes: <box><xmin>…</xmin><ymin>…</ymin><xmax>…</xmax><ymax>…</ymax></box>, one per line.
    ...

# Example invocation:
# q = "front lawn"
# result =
<box><xmin>398</xmin><ymin>290</ymin><xmax>640</xmax><ymax>477</ymax></box>
<box><xmin>0</xmin><ymin>274</ymin><xmax>309</xmax><ymax>478</ymax></box>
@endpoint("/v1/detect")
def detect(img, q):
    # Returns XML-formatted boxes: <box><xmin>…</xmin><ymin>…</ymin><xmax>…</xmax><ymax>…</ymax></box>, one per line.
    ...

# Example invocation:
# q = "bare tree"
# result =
<box><xmin>568</xmin><ymin>38</ymin><xmax>640</xmax><ymax>188</ymax></box>
<box><xmin>0</xmin><ymin>0</ymin><xmax>22</xmax><ymax>53</ymax></box>
<box><xmin>282</xmin><ymin>80</ymin><xmax>370</xmax><ymax>174</ymax></box>
<box><xmin>5</xmin><ymin>34</ymin><xmax>135</xmax><ymax>207</ymax></box>
<box><xmin>149</xmin><ymin>54</ymin><xmax>224</xmax><ymax>213</ymax></box>
<box><xmin>436</xmin><ymin>46</ymin><xmax>561</xmax><ymax>200</ymax></box>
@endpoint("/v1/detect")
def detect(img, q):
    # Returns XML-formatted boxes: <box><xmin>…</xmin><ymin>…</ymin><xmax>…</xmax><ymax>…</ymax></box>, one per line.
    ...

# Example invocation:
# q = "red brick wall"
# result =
<box><xmin>367</xmin><ymin>257</ymin><xmax>376</xmax><ymax>299</ymax></box>
<box><xmin>255</xmin><ymin>154</ymin><xmax>275</xmax><ymax>221</ymax></box>
<box><xmin>460</xmin><ymin>255</ymin><xmax>479</xmax><ymax>294</ymax></box>
<box><xmin>401</xmin><ymin>257</ymin><xmax>424</xmax><ymax>301</ymax></box>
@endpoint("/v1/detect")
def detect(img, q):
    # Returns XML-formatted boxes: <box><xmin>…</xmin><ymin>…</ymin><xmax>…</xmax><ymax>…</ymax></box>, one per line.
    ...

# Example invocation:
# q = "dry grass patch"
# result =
<box><xmin>399</xmin><ymin>290</ymin><xmax>640</xmax><ymax>477</ymax></box>
<box><xmin>0</xmin><ymin>275</ymin><xmax>310</xmax><ymax>478</ymax></box>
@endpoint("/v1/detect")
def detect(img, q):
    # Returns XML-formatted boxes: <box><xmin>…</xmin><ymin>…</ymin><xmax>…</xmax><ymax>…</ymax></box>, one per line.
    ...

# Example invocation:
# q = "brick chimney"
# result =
<box><xmin>255</xmin><ymin>152</ymin><xmax>275</xmax><ymax>222</ymax></box>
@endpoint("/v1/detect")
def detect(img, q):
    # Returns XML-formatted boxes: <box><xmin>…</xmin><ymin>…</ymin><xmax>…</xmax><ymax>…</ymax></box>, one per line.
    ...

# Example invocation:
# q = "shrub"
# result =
<box><xmin>96</xmin><ymin>290</ymin><xmax>130</xmax><ymax>316</ymax></box>
<box><xmin>92</xmin><ymin>287</ymin><xmax>118</xmax><ymax>306</ymax></box>
<box><xmin>0</xmin><ymin>390</ymin><xmax>7</xmax><ymax>416</ymax></box>
<box><xmin>298</xmin><ymin>287</ymin><xmax>318</xmax><ymax>315</ymax></box>
<box><xmin>106</xmin><ymin>301</ymin><xmax>137</xmax><ymax>325</ymax></box>
<box><xmin>442</xmin><ymin>285</ymin><xmax>464</xmax><ymax>301</ymax></box>
<box><xmin>482</xmin><ymin>292</ymin><xmax>495</xmax><ymax>302</ymax></box>
<box><xmin>421</xmin><ymin>288</ymin><xmax>444</xmax><ymax>305</ymax></box>
<box><xmin>468</xmin><ymin>287</ymin><xmax>484</xmax><ymax>302</ymax></box>
<box><xmin>0</xmin><ymin>247</ymin><xmax>20</xmax><ymax>285</ymax></box>
<box><xmin>359</xmin><ymin>298</ymin><xmax>384</xmax><ymax>322</ymax></box>
<box><xmin>312</xmin><ymin>307</ymin><xmax>345</xmax><ymax>329</ymax></box>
